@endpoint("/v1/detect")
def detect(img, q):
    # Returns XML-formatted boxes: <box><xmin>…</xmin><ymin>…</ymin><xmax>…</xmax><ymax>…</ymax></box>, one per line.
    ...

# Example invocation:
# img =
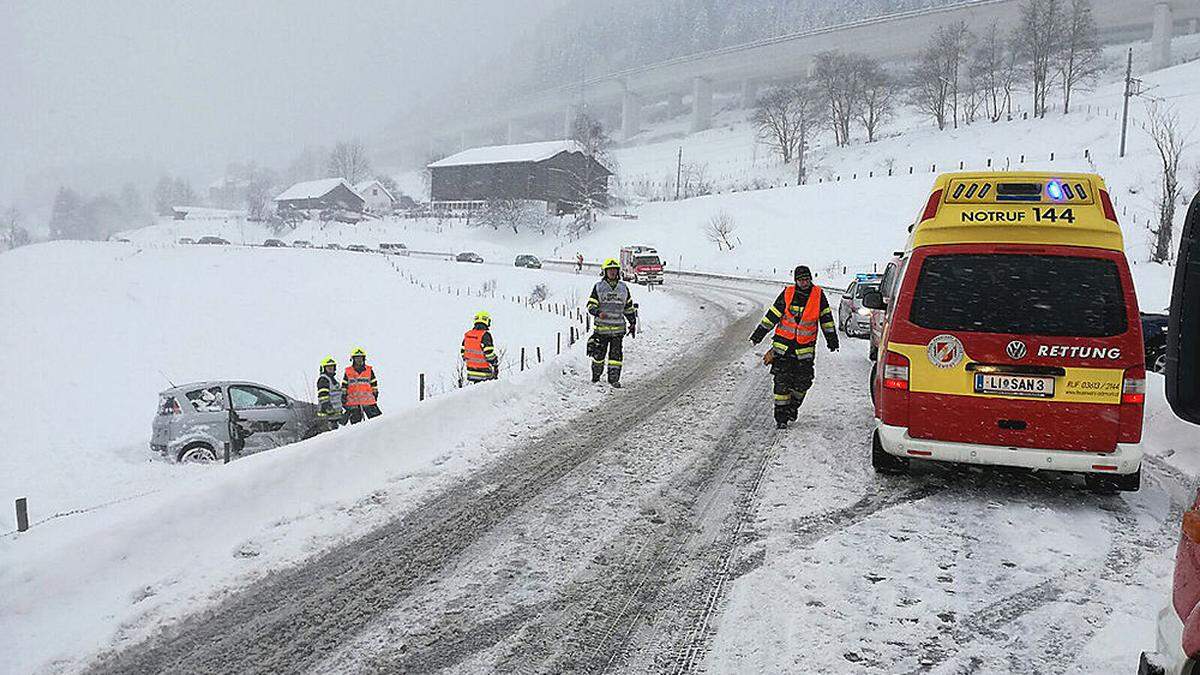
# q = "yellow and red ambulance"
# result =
<box><xmin>868</xmin><ymin>171</ymin><xmax>1145</xmax><ymax>490</ymax></box>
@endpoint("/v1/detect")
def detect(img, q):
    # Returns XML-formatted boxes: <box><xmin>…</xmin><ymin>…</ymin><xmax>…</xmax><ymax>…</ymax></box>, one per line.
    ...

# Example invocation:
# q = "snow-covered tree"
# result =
<box><xmin>1145</xmin><ymin>102</ymin><xmax>1195</xmax><ymax>262</ymax></box>
<box><xmin>2</xmin><ymin>206</ymin><xmax>31</xmax><ymax>250</ymax></box>
<box><xmin>813</xmin><ymin>51</ymin><xmax>862</xmax><ymax>147</ymax></box>
<box><xmin>49</xmin><ymin>187</ymin><xmax>88</xmax><ymax>240</ymax></box>
<box><xmin>856</xmin><ymin>56</ymin><xmax>896</xmax><ymax>142</ymax></box>
<box><xmin>1057</xmin><ymin>0</ymin><xmax>1103</xmax><ymax>114</ymax></box>
<box><xmin>327</xmin><ymin>141</ymin><xmax>372</xmax><ymax>184</ymax></box>
<box><xmin>910</xmin><ymin>22</ymin><xmax>972</xmax><ymax>130</ymax></box>
<box><xmin>704</xmin><ymin>212</ymin><xmax>737</xmax><ymax>251</ymax></box>
<box><xmin>1015</xmin><ymin>0</ymin><xmax>1062</xmax><ymax>118</ymax></box>
<box><xmin>752</xmin><ymin>83</ymin><xmax>822</xmax><ymax>178</ymax></box>
<box><xmin>971</xmin><ymin>25</ymin><xmax>1019</xmax><ymax>123</ymax></box>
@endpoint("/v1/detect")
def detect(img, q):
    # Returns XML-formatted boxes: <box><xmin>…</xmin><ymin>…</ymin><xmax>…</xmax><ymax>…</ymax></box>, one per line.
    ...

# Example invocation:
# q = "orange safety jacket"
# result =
<box><xmin>344</xmin><ymin>364</ymin><xmax>378</xmax><ymax>406</ymax></box>
<box><xmin>461</xmin><ymin>328</ymin><xmax>495</xmax><ymax>380</ymax></box>
<box><xmin>774</xmin><ymin>285</ymin><xmax>824</xmax><ymax>347</ymax></box>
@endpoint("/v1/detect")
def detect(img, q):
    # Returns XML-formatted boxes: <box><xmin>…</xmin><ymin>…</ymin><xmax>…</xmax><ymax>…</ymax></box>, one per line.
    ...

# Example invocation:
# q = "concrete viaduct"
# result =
<box><xmin>410</xmin><ymin>0</ymin><xmax>1199</xmax><ymax>156</ymax></box>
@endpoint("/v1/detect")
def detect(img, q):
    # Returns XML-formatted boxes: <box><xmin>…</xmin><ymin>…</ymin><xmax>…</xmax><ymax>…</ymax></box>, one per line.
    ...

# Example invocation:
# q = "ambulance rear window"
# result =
<box><xmin>909</xmin><ymin>254</ymin><xmax>1127</xmax><ymax>337</ymax></box>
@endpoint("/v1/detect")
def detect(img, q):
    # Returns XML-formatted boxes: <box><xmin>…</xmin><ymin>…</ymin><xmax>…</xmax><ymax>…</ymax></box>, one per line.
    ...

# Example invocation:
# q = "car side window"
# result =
<box><xmin>229</xmin><ymin>385</ymin><xmax>288</xmax><ymax>410</ymax></box>
<box><xmin>881</xmin><ymin>263</ymin><xmax>898</xmax><ymax>300</ymax></box>
<box><xmin>186</xmin><ymin>386</ymin><xmax>226</xmax><ymax>412</ymax></box>
<box><xmin>844</xmin><ymin>282</ymin><xmax>856</xmax><ymax>299</ymax></box>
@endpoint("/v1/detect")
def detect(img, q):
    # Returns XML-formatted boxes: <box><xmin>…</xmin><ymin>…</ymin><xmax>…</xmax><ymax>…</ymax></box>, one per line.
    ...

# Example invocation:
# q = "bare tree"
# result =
<box><xmin>752</xmin><ymin>86</ymin><xmax>802</xmax><ymax>163</ymax></box>
<box><xmin>562</xmin><ymin>112</ymin><xmax>615</xmax><ymax>225</ymax></box>
<box><xmin>1015</xmin><ymin>0</ymin><xmax>1063</xmax><ymax>118</ymax></box>
<box><xmin>704</xmin><ymin>212</ymin><xmax>737</xmax><ymax>251</ymax></box>
<box><xmin>2</xmin><ymin>206</ymin><xmax>31</xmax><ymax>250</ymax></box>
<box><xmin>971</xmin><ymin>25</ymin><xmax>1019</xmax><ymax>122</ymax></box>
<box><xmin>327</xmin><ymin>141</ymin><xmax>372</xmax><ymax>183</ymax></box>
<box><xmin>1058</xmin><ymin>0</ymin><xmax>1103</xmax><ymax>114</ymax></box>
<box><xmin>1145</xmin><ymin>102</ymin><xmax>1195</xmax><ymax>262</ymax></box>
<box><xmin>813</xmin><ymin>51</ymin><xmax>862</xmax><ymax>146</ymax></box>
<box><xmin>856</xmin><ymin>56</ymin><xmax>896</xmax><ymax>142</ymax></box>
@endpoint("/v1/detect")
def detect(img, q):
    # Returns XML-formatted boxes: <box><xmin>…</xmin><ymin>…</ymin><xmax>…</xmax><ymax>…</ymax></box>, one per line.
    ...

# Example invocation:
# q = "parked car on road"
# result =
<box><xmin>150</xmin><ymin>381</ymin><xmax>321</xmax><ymax>463</ymax></box>
<box><xmin>292</xmin><ymin>240</ymin><xmax>313</xmax><ymax>248</ymax></box>
<box><xmin>456</xmin><ymin>251</ymin><xmax>484</xmax><ymax>263</ymax></box>
<box><xmin>514</xmin><ymin>254</ymin><xmax>542</xmax><ymax>269</ymax></box>
<box><xmin>1143</xmin><ymin>312</ymin><xmax>1169</xmax><ymax>374</ymax></box>
<box><xmin>380</xmin><ymin>242</ymin><xmax>409</xmax><ymax>256</ymax></box>
<box><xmin>262</xmin><ymin>238</ymin><xmax>287</xmax><ymax>248</ymax></box>
<box><xmin>325</xmin><ymin>243</ymin><xmax>342</xmax><ymax>250</ymax></box>
<box><xmin>197</xmin><ymin>236</ymin><xmax>230</xmax><ymax>245</ymax></box>
<box><xmin>838</xmin><ymin>274</ymin><xmax>882</xmax><ymax>338</ymax></box>
<box><xmin>178</xmin><ymin>237</ymin><xmax>195</xmax><ymax>245</ymax></box>
<box><xmin>346</xmin><ymin>244</ymin><xmax>370</xmax><ymax>253</ymax></box>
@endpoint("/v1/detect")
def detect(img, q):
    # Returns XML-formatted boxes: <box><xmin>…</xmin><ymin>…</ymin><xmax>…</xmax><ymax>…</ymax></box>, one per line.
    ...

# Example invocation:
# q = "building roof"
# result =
<box><xmin>274</xmin><ymin>178</ymin><xmax>354</xmax><ymax>202</ymax></box>
<box><xmin>427</xmin><ymin>140</ymin><xmax>588</xmax><ymax>168</ymax></box>
<box><xmin>353</xmin><ymin>179</ymin><xmax>396</xmax><ymax>203</ymax></box>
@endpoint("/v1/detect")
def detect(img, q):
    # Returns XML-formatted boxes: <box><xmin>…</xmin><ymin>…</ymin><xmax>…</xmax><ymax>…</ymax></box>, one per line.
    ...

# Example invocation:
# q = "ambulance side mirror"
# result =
<box><xmin>862</xmin><ymin>289</ymin><xmax>886</xmax><ymax>310</ymax></box>
<box><xmin>1167</xmin><ymin>191</ymin><xmax>1200</xmax><ymax>425</ymax></box>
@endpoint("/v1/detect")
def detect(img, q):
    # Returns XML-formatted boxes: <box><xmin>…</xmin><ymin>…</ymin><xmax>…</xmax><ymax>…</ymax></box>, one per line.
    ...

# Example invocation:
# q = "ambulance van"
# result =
<box><xmin>865</xmin><ymin>172</ymin><xmax>1145</xmax><ymax>491</ymax></box>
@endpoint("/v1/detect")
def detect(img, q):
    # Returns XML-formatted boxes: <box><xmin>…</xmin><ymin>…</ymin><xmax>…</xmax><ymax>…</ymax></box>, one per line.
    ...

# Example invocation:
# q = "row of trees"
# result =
<box><xmin>48</xmin><ymin>183</ymin><xmax>153</xmax><ymax>241</ymax></box>
<box><xmin>753</xmin><ymin>0</ymin><xmax>1103</xmax><ymax>176</ymax></box>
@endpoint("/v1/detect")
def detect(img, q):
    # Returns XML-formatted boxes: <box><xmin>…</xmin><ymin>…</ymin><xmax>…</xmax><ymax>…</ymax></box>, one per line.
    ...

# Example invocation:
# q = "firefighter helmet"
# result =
<box><xmin>351</xmin><ymin>347</ymin><xmax>367</xmax><ymax>358</ymax></box>
<box><xmin>601</xmin><ymin>258</ymin><xmax>620</xmax><ymax>270</ymax></box>
<box><xmin>474</xmin><ymin>311</ymin><xmax>492</xmax><ymax>327</ymax></box>
<box><xmin>320</xmin><ymin>356</ymin><xmax>336</xmax><ymax>369</ymax></box>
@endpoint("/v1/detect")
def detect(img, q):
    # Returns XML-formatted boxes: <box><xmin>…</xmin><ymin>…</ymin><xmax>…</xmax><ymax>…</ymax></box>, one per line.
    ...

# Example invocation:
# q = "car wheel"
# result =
<box><xmin>872</xmin><ymin>429</ymin><xmax>908</xmax><ymax>475</ymax></box>
<box><xmin>869</xmin><ymin>343</ymin><xmax>878</xmax><ymax>361</ymax></box>
<box><xmin>1152</xmin><ymin>351</ymin><xmax>1168</xmax><ymax>374</ymax></box>
<box><xmin>178</xmin><ymin>442</ymin><xmax>217</xmax><ymax>464</ymax></box>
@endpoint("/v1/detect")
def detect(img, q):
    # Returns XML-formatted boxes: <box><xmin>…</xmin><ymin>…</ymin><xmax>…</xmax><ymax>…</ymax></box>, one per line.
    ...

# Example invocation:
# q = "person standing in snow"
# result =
<box><xmin>343</xmin><ymin>347</ymin><xmax>381</xmax><ymax>424</ymax></box>
<box><xmin>316</xmin><ymin>356</ymin><xmax>345</xmax><ymax>431</ymax></box>
<box><xmin>576</xmin><ymin>252</ymin><xmax>584</xmax><ymax>273</ymax></box>
<box><xmin>749</xmin><ymin>265</ymin><xmax>838</xmax><ymax>429</ymax></box>
<box><xmin>587</xmin><ymin>258</ymin><xmax>637</xmax><ymax>387</ymax></box>
<box><xmin>461</xmin><ymin>311</ymin><xmax>500</xmax><ymax>383</ymax></box>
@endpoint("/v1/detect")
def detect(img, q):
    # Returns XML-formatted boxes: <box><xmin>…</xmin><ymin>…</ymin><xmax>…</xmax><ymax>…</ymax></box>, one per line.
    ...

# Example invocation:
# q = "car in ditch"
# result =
<box><xmin>456</xmin><ymin>251</ymin><xmax>484</xmax><ymax>263</ymax></box>
<box><xmin>514</xmin><ymin>254</ymin><xmax>542</xmax><ymax>269</ymax></box>
<box><xmin>150</xmin><ymin>381</ymin><xmax>322</xmax><ymax>463</ymax></box>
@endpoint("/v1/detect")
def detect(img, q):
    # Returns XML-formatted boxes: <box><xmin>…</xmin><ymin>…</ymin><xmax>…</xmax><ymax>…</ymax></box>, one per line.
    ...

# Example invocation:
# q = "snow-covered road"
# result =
<box><xmin>73</xmin><ymin>273</ymin><xmax>1188</xmax><ymax>674</ymax></box>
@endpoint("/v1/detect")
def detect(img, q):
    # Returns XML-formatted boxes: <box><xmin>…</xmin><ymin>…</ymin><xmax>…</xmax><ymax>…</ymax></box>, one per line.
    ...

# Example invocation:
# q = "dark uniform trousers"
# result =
<box><xmin>346</xmin><ymin>404</ymin><xmax>382</xmax><ymax>424</ymax></box>
<box><xmin>588</xmin><ymin>333</ymin><xmax>624</xmax><ymax>383</ymax></box>
<box><xmin>772</xmin><ymin>356</ymin><xmax>814</xmax><ymax>424</ymax></box>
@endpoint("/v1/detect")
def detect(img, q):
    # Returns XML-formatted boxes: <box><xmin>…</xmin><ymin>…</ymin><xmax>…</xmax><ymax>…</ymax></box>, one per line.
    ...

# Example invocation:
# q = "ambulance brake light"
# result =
<box><xmin>921</xmin><ymin>190</ymin><xmax>943</xmax><ymax>221</ymax></box>
<box><xmin>1099</xmin><ymin>189</ymin><xmax>1118</xmax><ymax>222</ymax></box>
<box><xmin>883</xmin><ymin>351</ymin><xmax>910</xmax><ymax>390</ymax></box>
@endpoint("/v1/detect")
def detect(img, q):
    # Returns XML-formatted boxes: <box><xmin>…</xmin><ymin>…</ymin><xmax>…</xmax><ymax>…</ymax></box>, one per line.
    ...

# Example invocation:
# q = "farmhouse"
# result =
<box><xmin>353</xmin><ymin>179</ymin><xmax>397</xmax><ymax>214</ymax></box>
<box><xmin>273</xmin><ymin>178</ymin><xmax>365</xmax><ymax>213</ymax></box>
<box><xmin>427</xmin><ymin>140</ymin><xmax>611</xmax><ymax>213</ymax></box>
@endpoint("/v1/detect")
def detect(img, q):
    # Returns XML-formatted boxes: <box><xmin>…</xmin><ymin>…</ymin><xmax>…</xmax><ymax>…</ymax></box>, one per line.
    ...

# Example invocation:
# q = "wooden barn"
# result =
<box><xmin>427</xmin><ymin>140</ymin><xmax>612</xmax><ymax>213</ymax></box>
<box><xmin>273</xmin><ymin>178</ymin><xmax>365</xmax><ymax>213</ymax></box>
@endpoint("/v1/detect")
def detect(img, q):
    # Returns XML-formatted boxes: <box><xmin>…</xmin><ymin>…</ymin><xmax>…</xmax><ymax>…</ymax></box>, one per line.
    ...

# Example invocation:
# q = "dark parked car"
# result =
<box><xmin>514</xmin><ymin>254</ymin><xmax>542</xmax><ymax>269</ymax></box>
<box><xmin>262</xmin><ymin>238</ymin><xmax>287</xmax><ymax>247</ymax></box>
<box><xmin>197</xmin><ymin>236</ymin><xmax>230</xmax><ymax>245</ymax></box>
<box><xmin>178</xmin><ymin>237</ymin><xmax>195</xmax><ymax>245</ymax></box>
<box><xmin>456</xmin><ymin>251</ymin><xmax>484</xmax><ymax>263</ymax></box>
<box><xmin>292</xmin><ymin>240</ymin><xmax>313</xmax><ymax>248</ymax></box>
<box><xmin>1143</xmin><ymin>311</ymin><xmax>1169</xmax><ymax>374</ymax></box>
<box><xmin>346</xmin><ymin>244</ymin><xmax>370</xmax><ymax>253</ymax></box>
<box><xmin>325</xmin><ymin>243</ymin><xmax>342</xmax><ymax>250</ymax></box>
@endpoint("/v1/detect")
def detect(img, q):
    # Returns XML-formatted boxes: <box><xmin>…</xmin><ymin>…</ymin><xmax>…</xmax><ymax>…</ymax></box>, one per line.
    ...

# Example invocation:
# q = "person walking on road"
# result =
<box><xmin>749</xmin><ymin>265</ymin><xmax>838</xmax><ymax>429</ymax></box>
<box><xmin>316</xmin><ymin>356</ymin><xmax>345</xmax><ymax>430</ymax></box>
<box><xmin>343</xmin><ymin>347</ymin><xmax>381</xmax><ymax>424</ymax></box>
<box><xmin>576</xmin><ymin>252</ymin><xmax>584</xmax><ymax>273</ymax></box>
<box><xmin>587</xmin><ymin>258</ymin><xmax>637</xmax><ymax>387</ymax></box>
<box><xmin>461</xmin><ymin>311</ymin><xmax>500</xmax><ymax>383</ymax></box>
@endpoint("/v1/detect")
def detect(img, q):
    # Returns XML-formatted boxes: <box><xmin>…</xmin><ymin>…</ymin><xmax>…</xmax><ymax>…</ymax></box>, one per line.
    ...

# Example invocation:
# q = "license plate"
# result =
<box><xmin>974</xmin><ymin>373</ymin><xmax>1055</xmax><ymax>398</ymax></box>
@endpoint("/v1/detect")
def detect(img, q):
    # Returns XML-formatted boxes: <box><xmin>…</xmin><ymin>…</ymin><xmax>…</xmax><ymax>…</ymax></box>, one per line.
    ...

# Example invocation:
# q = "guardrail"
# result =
<box><xmin>542</xmin><ymin>259</ymin><xmax>846</xmax><ymax>294</ymax></box>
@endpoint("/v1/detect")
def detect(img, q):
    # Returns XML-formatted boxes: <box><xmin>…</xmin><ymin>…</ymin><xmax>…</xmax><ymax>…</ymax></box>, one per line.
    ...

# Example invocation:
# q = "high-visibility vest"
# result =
<box><xmin>774</xmin><ymin>285</ymin><xmax>823</xmax><ymax>347</ymax></box>
<box><xmin>344</xmin><ymin>365</ymin><xmax>377</xmax><ymax>406</ymax></box>
<box><xmin>593</xmin><ymin>279</ymin><xmax>632</xmax><ymax>334</ymax></box>
<box><xmin>462</xmin><ymin>328</ymin><xmax>494</xmax><ymax>379</ymax></box>
<box><xmin>316</xmin><ymin>372</ymin><xmax>344</xmax><ymax>415</ymax></box>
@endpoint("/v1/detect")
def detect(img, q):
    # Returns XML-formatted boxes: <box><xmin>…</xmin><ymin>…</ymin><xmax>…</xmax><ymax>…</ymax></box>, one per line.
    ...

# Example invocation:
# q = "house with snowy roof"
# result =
<box><xmin>273</xmin><ymin>178</ymin><xmax>365</xmax><ymax>213</ymax></box>
<box><xmin>353</xmin><ymin>179</ymin><xmax>397</xmax><ymax>214</ymax></box>
<box><xmin>427</xmin><ymin>140</ymin><xmax>612</xmax><ymax>214</ymax></box>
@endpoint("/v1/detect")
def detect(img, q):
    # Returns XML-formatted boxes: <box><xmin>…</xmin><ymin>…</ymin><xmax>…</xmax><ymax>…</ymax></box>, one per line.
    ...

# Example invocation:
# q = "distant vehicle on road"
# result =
<box><xmin>151</xmin><ymin>381</ymin><xmax>321</xmax><ymax>463</ymax></box>
<box><xmin>262</xmin><ymin>238</ymin><xmax>287</xmax><ymax>247</ymax></box>
<box><xmin>178</xmin><ymin>237</ymin><xmax>195</xmax><ymax>245</ymax></box>
<box><xmin>838</xmin><ymin>274</ymin><xmax>883</xmax><ymax>338</ymax></box>
<box><xmin>346</xmin><ymin>244</ymin><xmax>370</xmax><ymax>253</ymax></box>
<box><xmin>380</xmin><ymin>242</ymin><xmax>409</xmax><ymax>256</ymax></box>
<box><xmin>109</xmin><ymin>236</ymin><xmax>132</xmax><ymax>243</ymax></box>
<box><xmin>1142</xmin><ymin>312</ymin><xmax>1169</xmax><ymax>374</ymax></box>
<box><xmin>619</xmin><ymin>246</ymin><xmax>664</xmax><ymax>285</ymax></box>
<box><xmin>325</xmin><ymin>243</ymin><xmax>342</xmax><ymax>250</ymax></box>
<box><xmin>292</xmin><ymin>240</ymin><xmax>313</xmax><ymax>248</ymax></box>
<box><xmin>456</xmin><ymin>251</ymin><xmax>484</xmax><ymax>263</ymax></box>
<box><xmin>197</xmin><ymin>236</ymin><xmax>230</xmax><ymax>245</ymax></box>
<box><xmin>514</xmin><ymin>254</ymin><xmax>542</xmax><ymax>269</ymax></box>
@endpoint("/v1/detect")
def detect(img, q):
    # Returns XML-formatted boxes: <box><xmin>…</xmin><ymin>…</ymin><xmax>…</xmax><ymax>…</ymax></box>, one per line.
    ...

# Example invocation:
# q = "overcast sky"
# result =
<box><xmin>0</xmin><ymin>0</ymin><xmax>564</xmax><ymax>207</ymax></box>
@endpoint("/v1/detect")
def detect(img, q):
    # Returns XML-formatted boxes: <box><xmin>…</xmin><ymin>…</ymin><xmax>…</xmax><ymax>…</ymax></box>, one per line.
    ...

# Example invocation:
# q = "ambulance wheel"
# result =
<box><xmin>872</xmin><ymin>430</ymin><xmax>908</xmax><ymax>475</ymax></box>
<box><xmin>1085</xmin><ymin>468</ymin><xmax>1141</xmax><ymax>493</ymax></box>
<box><xmin>869</xmin><ymin>343</ymin><xmax>878</xmax><ymax>361</ymax></box>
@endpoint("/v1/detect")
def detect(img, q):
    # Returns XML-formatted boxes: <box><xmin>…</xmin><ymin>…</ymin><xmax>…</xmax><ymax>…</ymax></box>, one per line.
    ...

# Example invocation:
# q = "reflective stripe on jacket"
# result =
<box><xmin>770</xmin><ymin>286</ymin><xmax>826</xmax><ymax>359</ymax></box>
<box><xmin>589</xmin><ymin>279</ymin><xmax>635</xmax><ymax>335</ymax></box>
<box><xmin>461</xmin><ymin>328</ymin><xmax>497</xmax><ymax>380</ymax></box>
<box><xmin>316</xmin><ymin>372</ymin><xmax>344</xmax><ymax>414</ymax></box>
<box><xmin>344</xmin><ymin>365</ymin><xmax>377</xmax><ymax>406</ymax></box>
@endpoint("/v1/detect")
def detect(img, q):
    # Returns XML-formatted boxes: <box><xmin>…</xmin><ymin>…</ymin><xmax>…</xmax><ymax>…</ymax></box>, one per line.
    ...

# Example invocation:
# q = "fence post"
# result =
<box><xmin>586</xmin><ymin>315</ymin><xmax>591</xmax><ymax>331</ymax></box>
<box><xmin>1049</xmin><ymin>152</ymin><xmax>1055</xmax><ymax>161</ymax></box>
<box><xmin>521</xmin><ymin>348</ymin><xmax>526</xmax><ymax>372</ymax></box>
<box><xmin>419</xmin><ymin>373</ymin><xmax>426</xmax><ymax>401</ymax></box>
<box><xmin>15</xmin><ymin>498</ymin><xmax>28</xmax><ymax>532</ymax></box>
<box><xmin>557</xmin><ymin>332</ymin><xmax>561</xmax><ymax>355</ymax></box>
<box><xmin>224</xmin><ymin>442</ymin><xmax>231</xmax><ymax>464</ymax></box>
<box><xmin>537</xmin><ymin>346</ymin><xmax>542</xmax><ymax>364</ymax></box>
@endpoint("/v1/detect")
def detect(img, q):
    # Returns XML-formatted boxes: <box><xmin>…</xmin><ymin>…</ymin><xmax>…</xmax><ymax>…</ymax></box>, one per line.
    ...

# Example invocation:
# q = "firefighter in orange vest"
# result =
<box><xmin>343</xmin><ymin>347</ymin><xmax>381</xmax><ymax>424</ymax></box>
<box><xmin>461</xmin><ymin>311</ymin><xmax>499</xmax><ymax>383</ymax></box>
<box><xmin>749</xmin><ymin>265</ymin><xmax>838</xmax><ymax>429</ymax></box>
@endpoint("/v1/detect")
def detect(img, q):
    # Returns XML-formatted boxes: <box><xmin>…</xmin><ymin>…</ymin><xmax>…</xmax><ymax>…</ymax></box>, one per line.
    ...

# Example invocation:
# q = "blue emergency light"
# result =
<box><xmin>1046</xmin><ymin>180</ymin><xmax>1065</xmax><ymax>201</ymax></box>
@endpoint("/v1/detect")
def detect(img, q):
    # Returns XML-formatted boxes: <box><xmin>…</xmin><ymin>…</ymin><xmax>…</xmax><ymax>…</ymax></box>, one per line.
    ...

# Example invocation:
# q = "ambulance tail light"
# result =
<box><xmin>883</xmin><ymin>351</ymin><xmax>910</xmax><ymax>390</ymax></box>
<box><xmin>921</xmin><ymin>190</ymin><xmax>943</xmax><ymax>222</ymax></box>
<box><xmin>1119</xmin><ymin>366</ymin><xmax>1145</xmax><ymax>443</ymax></box>
<box><xmin>1099</xmin><ymin>189</ymin><xmax>1118</xmax><ymax>222</ymax></box>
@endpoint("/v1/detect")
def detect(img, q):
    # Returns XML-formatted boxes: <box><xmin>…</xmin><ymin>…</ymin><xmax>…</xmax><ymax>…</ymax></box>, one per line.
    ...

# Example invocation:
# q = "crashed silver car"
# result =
<box><xmin>150</xmin><ymin>381</ymin><xmax>322</xmax><ymax>462</ymax></box>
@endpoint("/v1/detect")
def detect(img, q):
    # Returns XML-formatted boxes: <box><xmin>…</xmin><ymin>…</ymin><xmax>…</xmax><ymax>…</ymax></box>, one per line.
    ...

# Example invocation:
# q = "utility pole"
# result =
<box><xmin>1119</xmin><ymin>48</ymin><xmax>1134</xmax><ymax>158</ymax></box>
<box><xmin>675</xmin><ymin>147</ymin><xmax>682</xmax><ymax>201</ymax></box>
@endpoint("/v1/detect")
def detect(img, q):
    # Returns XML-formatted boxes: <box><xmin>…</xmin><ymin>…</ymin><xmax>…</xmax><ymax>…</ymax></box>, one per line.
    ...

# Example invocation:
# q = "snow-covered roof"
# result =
<box><xmin>427</xmin><ymin>140</ymin><xmax>585</xmax><ymax>168</ymax></box>
<box><xmin>353</xmin><ymin>179</ymin><xmax>396</xmax><ymax>203</ymax></box>
<box><xmin>274</xmin><ymin>178</ymin><xmax>353</xmax><ymax>202</ymax></box>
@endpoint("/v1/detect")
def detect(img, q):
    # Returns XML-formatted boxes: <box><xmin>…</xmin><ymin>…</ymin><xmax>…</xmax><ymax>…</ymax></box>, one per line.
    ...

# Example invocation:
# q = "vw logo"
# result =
<box><xmin>1006</xmin><ymin>340</ymin><xmax>1028</xmax><ymax>360</ymax></box>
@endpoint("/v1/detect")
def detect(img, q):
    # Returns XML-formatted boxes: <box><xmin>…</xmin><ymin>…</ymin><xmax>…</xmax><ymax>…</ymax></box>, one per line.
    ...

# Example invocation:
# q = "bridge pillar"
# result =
<box><xmin>458</xmin><ymin>130</ymin><xmax>468</xmax><ymax>151</ymax></box>
<box><xmin>564</xmin><ymin>104</ymin><xmax>580</xmax><ymax>139</ymax></box>
<box><xmin>667</xmin><ymin>92</ymin><xmax>685</xmax><ymax>117</ymax></box>
<box><xmin>1189</xmin><ymin>17</ymin><xmax>1198</xmax><ymax>35</ymax></box>
<box><xmin>741</xmin><ymin>79</ymin><xmax>759</xmax><ymax>109</ymax></box>
<box><xmin>1150</xmin><ymin>2</ymin><xmax>1174</xmax><ymax>70</ymax></box>
<box><xmin>506</xmin><ymin>120</ymin><xmax>518</xmax><ymax>144</ymax></box>
<box><xmin>691</xmin><ymin>76</ymin><xmax>713</xmax><ymax>133</ymax></box>
<box><xmin>621</xmin><ymin>89</ymin><xmax>641</xmax><ymax>141</ymax></box>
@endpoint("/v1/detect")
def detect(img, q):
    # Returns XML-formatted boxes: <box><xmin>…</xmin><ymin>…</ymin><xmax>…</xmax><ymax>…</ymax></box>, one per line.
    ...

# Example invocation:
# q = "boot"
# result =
<box><xmin>776</xmin><ymin>420</ymin><xmax>788</xmax><ymax>429</ymax></box>
<box><xmin>591</xmin><ymin>363</ymin><xmax>603</xmax><ymax>383</ymax></box>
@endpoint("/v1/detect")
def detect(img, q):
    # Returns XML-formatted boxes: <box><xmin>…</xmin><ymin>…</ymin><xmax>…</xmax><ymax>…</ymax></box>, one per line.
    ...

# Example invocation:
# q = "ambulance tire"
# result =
<box><xmin>869</xmin><ymin>343</ymin><xmax>878</xmax><ymax>361</ymax></box>
<box><xmin>1085</xmin><ymin>468</ymin><xmax>1141</xmax><ymax>493</ymax></box>
<box><xmin>872</xmin><ymin>429</ymin><xmax>908</xmax><ymax>475</ymax></box>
